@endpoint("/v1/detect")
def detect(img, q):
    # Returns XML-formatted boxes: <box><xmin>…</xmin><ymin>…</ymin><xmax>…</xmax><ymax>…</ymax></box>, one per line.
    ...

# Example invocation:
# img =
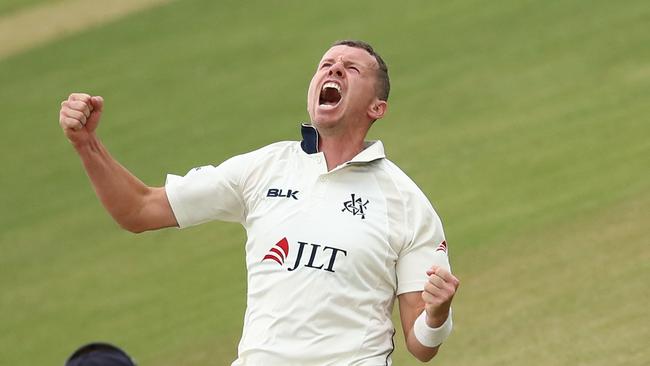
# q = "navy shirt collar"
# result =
<box><xmin>300</xmin><ymin>123</ymin><xmax>319</xmax><ymax>154</ymax></box>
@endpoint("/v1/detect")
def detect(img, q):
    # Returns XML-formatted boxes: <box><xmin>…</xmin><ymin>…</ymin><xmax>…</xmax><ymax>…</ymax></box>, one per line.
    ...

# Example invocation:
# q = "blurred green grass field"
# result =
<box><xmin>0</xmin><ymin>0</ymin><xmax>648</xmax><ymax>364</ymax></box>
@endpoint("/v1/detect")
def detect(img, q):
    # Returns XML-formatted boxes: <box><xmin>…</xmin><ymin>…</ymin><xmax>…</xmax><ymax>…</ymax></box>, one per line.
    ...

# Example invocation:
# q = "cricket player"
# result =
<box><xmin>59</xmin><ymin>40</ymin><xmax>459</xmax><ymax>365</ymax></box>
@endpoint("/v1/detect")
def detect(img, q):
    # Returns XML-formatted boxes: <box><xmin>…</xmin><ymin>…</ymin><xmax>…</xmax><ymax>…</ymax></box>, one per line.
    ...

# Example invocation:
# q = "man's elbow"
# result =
<box><xmin>116</xmin><ymin>188</ymin><xmax>177</xmax><ymax>233</ymax></box>
<box><xmin>414</xmin><ymin>352</ymin><xmax>435</xmax><ymax>363</ymax></box>
<box><xmin>408</xmin><ymin>344</ymin><xmax>439</xmax><ymax>363</ymax></box>
<box><xmin>115</xmin><ymin>210</ymin><xmax>176</xmax><ymax>233</ymax></box>
<box><xmin>118</xmin><ymin>220</ymin><xmax>148</xmax><ymax>234</ymax></box>
<box><xmin>115</xmin><ymin>211</ymin><xmax>154</xmax><ymax>233</ymax></box>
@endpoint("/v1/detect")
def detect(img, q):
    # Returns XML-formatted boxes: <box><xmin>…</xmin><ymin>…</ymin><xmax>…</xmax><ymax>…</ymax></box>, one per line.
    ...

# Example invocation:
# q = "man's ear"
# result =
<box><xmin>368</xmin><ymin>99</ymin><xmax>388</xmax><ymax>121</ymax></box>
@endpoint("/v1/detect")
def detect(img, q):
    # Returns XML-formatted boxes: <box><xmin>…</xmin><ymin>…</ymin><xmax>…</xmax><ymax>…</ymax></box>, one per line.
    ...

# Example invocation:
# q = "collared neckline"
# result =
<box><xmin>300</xmin><ymin>123</ymin><xmax>385</xmax><ymax>164</ymax></box>
<box><xmin>349</xmin><ymin>140</ymin><xmax>385</xmax><ymax>164</ymax></box>
<box><xmin>300</xmin><ymin>123</ymin><xmax>319</xmax><ymax>154</ymax></box>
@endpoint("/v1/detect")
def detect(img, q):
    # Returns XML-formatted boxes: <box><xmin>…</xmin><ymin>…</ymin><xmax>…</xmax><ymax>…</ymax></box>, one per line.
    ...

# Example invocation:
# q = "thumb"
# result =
<box><xmin>90</xmin><ymin>96</ymin><xmax>104</xmax><ymax>113</ymax></box>
<box><xmin>86</xmin><ymin>96</ymin><xmax>104</xmax><ymax>129</ymax></box>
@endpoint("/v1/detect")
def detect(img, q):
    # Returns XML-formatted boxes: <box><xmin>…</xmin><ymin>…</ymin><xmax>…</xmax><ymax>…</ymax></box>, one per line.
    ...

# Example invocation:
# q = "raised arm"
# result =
<box><xmin>398</xmin><ymin>266</ymin><xmax>459</xmax><ymax>362</ymax></box>
<box><xmin>59</xmin><ymin>93</ymin><xmax>178</xmax><ymax>233</ymax></box>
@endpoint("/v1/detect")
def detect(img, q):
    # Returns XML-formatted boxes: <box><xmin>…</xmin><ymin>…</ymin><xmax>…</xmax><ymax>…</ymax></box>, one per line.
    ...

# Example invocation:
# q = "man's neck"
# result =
<box><xmin>317</xmin><ymin>128</ymin><xmax>367</xmax><ymax>171</ymax></box>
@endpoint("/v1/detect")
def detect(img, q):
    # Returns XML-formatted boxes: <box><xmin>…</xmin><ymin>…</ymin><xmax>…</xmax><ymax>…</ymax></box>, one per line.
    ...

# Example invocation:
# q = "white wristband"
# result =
<box><xmin>413</xmin><ymin>309</ymin><xmax>453</xmax><ymax>348</ymax></box>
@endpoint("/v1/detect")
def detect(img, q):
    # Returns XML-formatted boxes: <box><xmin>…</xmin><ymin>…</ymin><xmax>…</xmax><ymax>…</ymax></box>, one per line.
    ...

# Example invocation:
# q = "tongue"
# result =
<box><xmin>320</xmin><ymin>88</ymin><xmax>341</xmax><ymax>105</ymax></box>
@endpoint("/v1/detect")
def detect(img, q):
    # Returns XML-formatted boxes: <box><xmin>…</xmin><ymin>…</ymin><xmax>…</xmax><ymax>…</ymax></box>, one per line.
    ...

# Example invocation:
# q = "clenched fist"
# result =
<box><xmin>422</xmin><ymin>266</ymin><xmax>459</xmax><ymax>327</ymax></box>
<box><xmin>59</xmin><ymin>93</ymin><xmax>104</xmax><ymax>145</ymax></box>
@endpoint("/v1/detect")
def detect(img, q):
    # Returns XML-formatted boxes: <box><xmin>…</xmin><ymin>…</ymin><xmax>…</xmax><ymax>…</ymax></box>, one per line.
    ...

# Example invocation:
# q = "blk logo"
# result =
<box><xmin>262</xmin><ymin>238</ymin><xmax>347</xmax><ymax>273</ymax></box>
<box><xmin>342</xmin><ymin>193</ymin><xmax>369</xmax><ymax>219</ymax></box>
<box><xmin>267</xmin><ymin>188</ymin><xmax>299</xmax><ymax>200</ymax></box>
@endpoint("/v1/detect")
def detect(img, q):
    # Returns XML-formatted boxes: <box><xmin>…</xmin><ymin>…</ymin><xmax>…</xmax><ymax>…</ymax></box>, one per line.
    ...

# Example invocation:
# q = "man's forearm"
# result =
<box><xmin>407</xmin><ymin>326</ymin><xmax>440</xmax><ymax>362</ymax></box>
<box><xmin>75</xmin><ymin>134</ymin><xmax>156</xmax><ymax>232</ymax></box>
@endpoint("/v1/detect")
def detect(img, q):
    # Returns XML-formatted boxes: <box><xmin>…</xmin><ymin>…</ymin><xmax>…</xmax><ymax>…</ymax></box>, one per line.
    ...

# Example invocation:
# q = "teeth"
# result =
<box><xmin>322</xmin><ymin>82</ymin><xmax>341</xmax><ymax>92</ymax></box>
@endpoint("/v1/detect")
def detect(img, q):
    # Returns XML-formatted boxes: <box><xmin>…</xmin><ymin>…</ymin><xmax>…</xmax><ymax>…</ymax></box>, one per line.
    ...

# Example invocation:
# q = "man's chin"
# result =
<box><xmin>312</xmin><ymin>113</ymin><xmax>341</xmax><ymax>128</ymax></box>
<box><xmin>313</xmin><ymin>103</ymin><xmax>343</xmax><ymax>121</ymax></box>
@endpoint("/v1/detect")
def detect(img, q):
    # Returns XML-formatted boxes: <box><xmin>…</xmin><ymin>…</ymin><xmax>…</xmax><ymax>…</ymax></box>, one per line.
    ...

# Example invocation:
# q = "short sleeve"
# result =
<box><xmin>165</xmin><ymin>154</ymin><xmax>249</xmax><ymax>228</ymax></box>
<box><xmin>395</xmin><ymin>191</ymin><xmax>450</xmax><ymax>295</ymax></box>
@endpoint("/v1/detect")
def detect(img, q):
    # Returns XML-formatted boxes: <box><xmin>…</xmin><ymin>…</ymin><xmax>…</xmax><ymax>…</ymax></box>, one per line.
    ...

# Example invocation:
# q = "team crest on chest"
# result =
<box><xmin>341</xmin><ymin>193</ymin><xmax>369</xmax><ymax>219</ymax></box>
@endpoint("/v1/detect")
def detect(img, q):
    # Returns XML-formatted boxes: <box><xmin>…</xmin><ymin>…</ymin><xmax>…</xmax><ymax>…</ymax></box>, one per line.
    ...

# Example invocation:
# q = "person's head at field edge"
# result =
<box><xmin>307</xmin><ymin>40</ymin><xmax>390</xmax><ymax>130</ymax></box>
<box><xmin>65</xmin><ymin>342</ymin><xmax>136</xmax><ymax>366</ymax></box>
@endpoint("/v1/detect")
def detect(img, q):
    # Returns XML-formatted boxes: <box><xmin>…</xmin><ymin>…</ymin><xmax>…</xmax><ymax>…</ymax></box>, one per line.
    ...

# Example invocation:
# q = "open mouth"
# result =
<box><xmin>319</xmin><ymin>82</ymin><xmax>342</xmax><ymax>107</ymax></box>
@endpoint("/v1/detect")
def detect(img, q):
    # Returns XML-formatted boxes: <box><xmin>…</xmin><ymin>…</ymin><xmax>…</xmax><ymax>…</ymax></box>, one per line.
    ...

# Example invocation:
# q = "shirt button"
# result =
<box><xmin>319</xmin><ymin>176</ymin><xmax>327</xmax><ymax>182</ymax></box>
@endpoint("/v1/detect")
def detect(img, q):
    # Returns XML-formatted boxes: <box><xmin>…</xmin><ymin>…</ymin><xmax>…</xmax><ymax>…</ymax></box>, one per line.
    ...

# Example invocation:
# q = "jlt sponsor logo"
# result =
<box><xmin>262</xmin><ymin>237</ymin><xmax>347</xmax><ymax>273</ymax></box>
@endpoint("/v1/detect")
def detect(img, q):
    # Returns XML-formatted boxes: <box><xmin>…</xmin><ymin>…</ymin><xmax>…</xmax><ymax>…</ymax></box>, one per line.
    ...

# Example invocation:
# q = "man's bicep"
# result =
<box><xmin>140</xmin><ymin>187</ymin><xmax>179</xmax><ymax>231</ymax></box>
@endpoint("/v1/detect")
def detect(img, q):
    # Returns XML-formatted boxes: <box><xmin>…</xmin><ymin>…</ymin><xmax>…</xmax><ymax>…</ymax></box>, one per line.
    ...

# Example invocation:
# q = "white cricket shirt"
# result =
<box><xmin>165</xmin><ymin>124</ymin><xmax>451</xmax><ymax>366</ymax></box>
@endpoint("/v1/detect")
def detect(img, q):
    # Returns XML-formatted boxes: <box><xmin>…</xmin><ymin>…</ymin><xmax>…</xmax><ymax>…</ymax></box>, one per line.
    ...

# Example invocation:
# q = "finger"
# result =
<box><xmin>428</xmin><ymin>266</ymin><xmax>460</xmax><ymax>288</ymax></box>
<box><xmin>61</xmin><ymin>108</ymin><xmax>87</xmax><ymax>125</ymax></box>
<box><xmin>424</xmin><ymin>282</ymin><xmax>445</xmax><ymax>296</ymax></box>
<box><xmin>427</xmin><ymin>274</ymin><xmax>446</xmax><ymax>290</ymax></box>
<box><xmin>60</xmin><ymin>116</ymin><xmax>84</xmax><ymax>131</ymax></box>
<box><xmin>437</xmin><ymin>271</ymin><xmax>459</xmax><ymax>289</ymax></box>
<box><xmin>425</xmin><ymin>271</ymin><xmax>458</xmax><ymax>295</ymax></box>
<box><xmin>422</xmin><ymin>287</ymin><xmax>456</xmax><ymax>314</ymax></box>
<box><xmin>67</xmin><ymin>93</ymin><xmax>92</xmax><ymax>103</ymax></box>
<box><xmin>421</xmin><ymin>291</ymin><xmax>446</xmax><ymax>308</ymax></box>
<box><xmin>61</xmin><ymin>107</ymin><xmax>87</xmax><ymax>122</ymax></box>
<box><xmin>66</xmin><ymin>100</ymin><xmax>91</xmax><ymax>117</ymax></box>
<box><xmin>426</xmin><ymin>265</ymin><xmax>443</xmax><ymax>276</ymax></box>
<box><xmin>424</xmin><ymin>281</ymin><xmax>457</xmax><ymax>302</ymax></box>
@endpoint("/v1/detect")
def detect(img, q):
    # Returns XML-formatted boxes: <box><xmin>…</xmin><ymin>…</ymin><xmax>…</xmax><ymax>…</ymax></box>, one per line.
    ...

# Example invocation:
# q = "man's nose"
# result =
<box><xmin>328</xmin><ymin>62</ymin><xmax>345</xmax><ymax>78</ymax></box>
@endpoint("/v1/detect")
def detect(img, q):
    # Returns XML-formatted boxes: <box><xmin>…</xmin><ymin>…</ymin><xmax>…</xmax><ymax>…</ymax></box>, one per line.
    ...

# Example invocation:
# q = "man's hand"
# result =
<box><xmin>59</xmin><ymin>93</ymin><xmax>104</xmax><ymax>146</ymax></box>
<box><xmin>422</xmin><ymin>266</ymin><xmax>460</xmax><ymax>327</ymax></box>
